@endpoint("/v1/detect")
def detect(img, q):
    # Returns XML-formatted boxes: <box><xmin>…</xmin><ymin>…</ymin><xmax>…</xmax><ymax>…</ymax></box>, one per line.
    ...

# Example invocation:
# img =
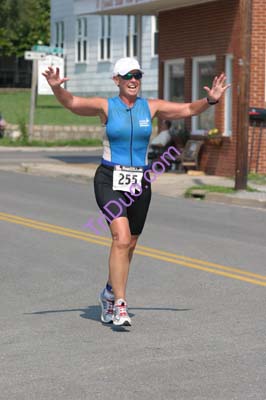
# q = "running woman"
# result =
<box><xmin>43</xmin><ymin>57</ymin><xmax>230</xmax><ymax>326</ymax></box>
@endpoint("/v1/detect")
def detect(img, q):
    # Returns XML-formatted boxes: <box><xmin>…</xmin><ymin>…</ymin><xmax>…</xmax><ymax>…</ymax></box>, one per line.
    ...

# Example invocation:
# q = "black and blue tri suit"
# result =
<box><xmin>94</xmin><ymin>96</ymin><xmax>153</xmax><ymax>235</ymax></box>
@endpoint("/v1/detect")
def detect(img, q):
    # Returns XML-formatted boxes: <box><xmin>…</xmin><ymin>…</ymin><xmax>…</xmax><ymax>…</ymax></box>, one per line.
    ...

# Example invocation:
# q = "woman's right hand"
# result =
<box><xmin>42</xmin><ymin>66</ymin><xmax>69</xmax><ymax>88</ymax></box>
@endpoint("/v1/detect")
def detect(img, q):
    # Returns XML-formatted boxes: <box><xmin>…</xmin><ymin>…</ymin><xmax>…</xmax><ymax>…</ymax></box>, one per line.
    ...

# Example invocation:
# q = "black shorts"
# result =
<box><xmin>94</xmin><ymin>164</ymin><xmax>152</xmax><ymax>235</ymax></box>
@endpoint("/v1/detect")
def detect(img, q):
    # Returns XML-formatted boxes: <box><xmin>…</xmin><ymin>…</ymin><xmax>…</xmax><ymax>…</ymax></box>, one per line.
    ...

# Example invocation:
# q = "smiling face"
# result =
<box><xmin>113</xmin><ymin>69</ymin><xmax>142</xmax><ymax>101</ymax></box>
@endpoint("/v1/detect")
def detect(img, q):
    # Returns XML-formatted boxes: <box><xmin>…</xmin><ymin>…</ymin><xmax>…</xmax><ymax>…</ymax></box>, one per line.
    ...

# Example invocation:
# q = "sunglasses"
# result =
<box><xmin>119</xmin><ymin>72</ymin><xmax>143</xmax><ymax>80</ymax></box>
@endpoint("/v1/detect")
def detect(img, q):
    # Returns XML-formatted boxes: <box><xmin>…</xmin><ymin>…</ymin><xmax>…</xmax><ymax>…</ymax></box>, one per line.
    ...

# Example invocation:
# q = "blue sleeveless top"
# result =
<box><xmin>102</xmin><ymin>96</ymin><xmax>152</xmax><ymax>168</ymax></box>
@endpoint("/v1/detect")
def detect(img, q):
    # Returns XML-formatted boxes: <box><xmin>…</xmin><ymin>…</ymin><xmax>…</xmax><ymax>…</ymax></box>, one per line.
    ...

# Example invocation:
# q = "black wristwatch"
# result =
<box><xmin>207</xmin><ymin>97</ymin><xmax>219</xmax><ymax>105</ymax></box>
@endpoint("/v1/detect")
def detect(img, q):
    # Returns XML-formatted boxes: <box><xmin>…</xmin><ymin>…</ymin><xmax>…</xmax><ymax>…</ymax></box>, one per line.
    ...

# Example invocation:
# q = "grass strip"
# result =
<box><xmin>185</xmin><ymin>184</ymin><xmax>257</xmax><ymax>198</ymax></box>
<box><xmin>248</xmin><ymin>173</ymin><xmax>266</xmax><ymax>185</ymax></box>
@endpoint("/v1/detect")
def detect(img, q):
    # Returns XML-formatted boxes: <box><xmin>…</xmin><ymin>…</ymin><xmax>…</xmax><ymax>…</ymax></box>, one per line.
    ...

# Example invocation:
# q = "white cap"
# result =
<box><xmin>113</xmin><ymin>57</ymin><xmax>143</xmax><ymax>77</ymax></box>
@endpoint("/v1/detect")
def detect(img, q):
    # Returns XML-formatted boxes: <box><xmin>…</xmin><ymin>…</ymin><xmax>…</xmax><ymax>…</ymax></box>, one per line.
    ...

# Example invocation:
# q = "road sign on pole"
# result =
<box><xmin>24</xmin><ymin>51</ymin><xmax>46</xmax><ymax>60</ymax></box>
<box><xmin>32</xmin><ymin>45</ymin><xmax>64</xmax><ymax>55</ymax></box>
<box><xmin>24</xmin><ymin>46</ymin><xmax>65</xmax><ymax>137</ymax></box>
<box><xmin>24</xmin><ymin>51</ymin><xmax>47</xmax><ymax>138</ymax></box>
<box><xmin>38</xmin><ymin>55</ymin><xmax>65</xmax><ymax>95</ymax></box>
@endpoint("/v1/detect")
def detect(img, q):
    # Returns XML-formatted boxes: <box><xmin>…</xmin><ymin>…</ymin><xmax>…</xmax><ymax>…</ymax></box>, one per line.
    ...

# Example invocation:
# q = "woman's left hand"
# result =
<box><xmin>204</xmin><ymin>73</ymin><xmax>231</xmax><ymax>102</ymax></box>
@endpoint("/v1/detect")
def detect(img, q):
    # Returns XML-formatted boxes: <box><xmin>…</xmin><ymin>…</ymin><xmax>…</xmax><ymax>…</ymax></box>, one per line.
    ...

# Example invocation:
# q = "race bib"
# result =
<box><xmin>113</xmin><ymin>166</ymin><xmax>143</xmax><ymax>193</ymax></box>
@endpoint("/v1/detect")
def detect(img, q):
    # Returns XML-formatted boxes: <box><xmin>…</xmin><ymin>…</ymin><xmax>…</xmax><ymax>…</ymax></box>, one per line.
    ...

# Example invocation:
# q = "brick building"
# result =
<box><xmin>77</xmin><ymin>0</ymin><xmax>266</xmax><ymax>176</ymax></box>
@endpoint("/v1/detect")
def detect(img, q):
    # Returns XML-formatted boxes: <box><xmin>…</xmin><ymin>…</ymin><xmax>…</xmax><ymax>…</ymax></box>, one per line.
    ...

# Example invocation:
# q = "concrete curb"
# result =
<box><xmin>0</xmin><ymin>163</ymin><xmax>96</xmax><ymax>182</ymax></box>
<box><xmin>20</xmin><ymin>163</ymin><xmax>97</xmax><ymax>180</ymax></box>
<box><xmin>205</xmin><ymin>192</ymin><xmax>266</xmax><ymax>209</ymax></box>
<box><xmin>1</xmin><ymin>161</ymin><xmax>266</xmax><ymax>209</ymax></box>
<box><xmin>0</xmin><ymin>146</ymin><xmax>102</xmax><ymax>152</ymax></box>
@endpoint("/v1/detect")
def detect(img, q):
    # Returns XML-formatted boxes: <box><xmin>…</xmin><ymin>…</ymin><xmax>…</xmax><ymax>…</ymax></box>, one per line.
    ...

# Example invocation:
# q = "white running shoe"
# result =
<box><xmin>99</xmin><ymin>290</ymin><xmax>114</xmax><ymax>324</ymax></box>
<box><xmin>113</xmin><ymin>299</ymin><xmax>131</xmax><ymax>326</ymax></box>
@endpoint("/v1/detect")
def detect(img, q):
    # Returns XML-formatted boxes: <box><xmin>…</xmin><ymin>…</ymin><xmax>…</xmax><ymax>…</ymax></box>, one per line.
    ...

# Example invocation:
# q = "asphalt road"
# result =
<box><xmin>1</xmin><ymin>170</ymin><xmax>266</xmax><ymax>400</ymax></box>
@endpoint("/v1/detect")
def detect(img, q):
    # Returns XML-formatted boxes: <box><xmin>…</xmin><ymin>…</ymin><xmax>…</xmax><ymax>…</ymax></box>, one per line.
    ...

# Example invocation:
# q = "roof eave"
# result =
<box><xmin>75</xmin><ymin>0</ymin><xmax>217</xmax><ymax>16</ymax></box>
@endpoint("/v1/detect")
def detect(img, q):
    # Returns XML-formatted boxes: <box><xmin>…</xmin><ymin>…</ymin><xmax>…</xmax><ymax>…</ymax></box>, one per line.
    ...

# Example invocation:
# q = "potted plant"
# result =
<box><xmin>207</xmin><ymin>128</ymin><xmax>222</xmax><ymax>145</ymax></box>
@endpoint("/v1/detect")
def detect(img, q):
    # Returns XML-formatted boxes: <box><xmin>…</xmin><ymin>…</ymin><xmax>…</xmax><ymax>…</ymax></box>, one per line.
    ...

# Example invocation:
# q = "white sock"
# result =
<box><xmin>103</xmin><ymin>287</ymin><xmax>114</xmax><ymax>300</ymax></box>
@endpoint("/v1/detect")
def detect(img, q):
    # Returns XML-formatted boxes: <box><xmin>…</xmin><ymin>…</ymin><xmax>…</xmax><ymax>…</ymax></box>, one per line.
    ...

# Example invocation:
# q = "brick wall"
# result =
<box><xmin>158</xmin><ymin>0</ymin><xmax>266</xmax><ymax>176</ymax></box>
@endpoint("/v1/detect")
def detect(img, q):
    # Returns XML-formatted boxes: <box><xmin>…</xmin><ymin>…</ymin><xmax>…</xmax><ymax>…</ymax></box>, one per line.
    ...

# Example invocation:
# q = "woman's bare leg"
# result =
<box><xmin>107</xmin><ymin>218</ymin><xmax>139</xmax><ymax>301</ymax></box>
<box><xmin>128</xmin><ymin>235</ymin><xmax>139</xmax><ymax>263</ymax></box>
<box><xmin>108</xmin><ymin>217</ymin><xmax>132</xmax><ymax>301</ymax></box>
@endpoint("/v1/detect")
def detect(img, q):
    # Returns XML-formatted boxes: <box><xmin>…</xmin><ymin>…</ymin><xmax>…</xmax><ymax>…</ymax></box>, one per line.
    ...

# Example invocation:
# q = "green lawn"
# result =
<box><xmin>0</xmin><ymin>90</ymin><xmax>158</xmax><ymax>146</ymax></box>
<box><xmin>0</xmin><ymin>90</ymin><xmax>158</xmax><ymax>127</ymax></box>
<box><xmin>0</xmin><ymin>91</ymin><xmax>101</xmax><ymax>126</ymax></box>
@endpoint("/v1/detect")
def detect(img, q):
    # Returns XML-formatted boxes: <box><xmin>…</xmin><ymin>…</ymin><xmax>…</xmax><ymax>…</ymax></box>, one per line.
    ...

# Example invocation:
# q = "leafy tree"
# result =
<box><xmin>0</xmin><ymin>0</ymin><xmax>50</xmax><ymax>56</ymax></box>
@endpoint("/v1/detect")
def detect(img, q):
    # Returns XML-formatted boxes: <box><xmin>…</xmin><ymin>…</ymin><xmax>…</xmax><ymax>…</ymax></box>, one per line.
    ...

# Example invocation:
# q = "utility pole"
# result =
<box><xmin>235</xmin><ymin>0</ymin><xmax>253</xmax><ymax>190</ymax></box>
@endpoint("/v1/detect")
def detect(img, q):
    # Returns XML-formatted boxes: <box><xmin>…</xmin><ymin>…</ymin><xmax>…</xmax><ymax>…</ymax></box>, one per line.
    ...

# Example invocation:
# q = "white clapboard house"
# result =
<box><xmin>50</xmin><ymin>0</ymin><xmax>158</xmax><ymax>98</ymax></box>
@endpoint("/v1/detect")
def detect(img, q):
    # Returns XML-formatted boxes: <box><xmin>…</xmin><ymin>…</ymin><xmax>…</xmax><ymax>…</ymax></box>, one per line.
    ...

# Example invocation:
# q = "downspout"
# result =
<box><xmin>137</xmin><ymin>14</ymin><xmax>143</xmax><ymax>96</ymax></box>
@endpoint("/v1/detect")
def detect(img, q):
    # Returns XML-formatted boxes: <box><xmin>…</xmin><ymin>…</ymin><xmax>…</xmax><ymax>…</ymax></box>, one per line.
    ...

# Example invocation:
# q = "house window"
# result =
<box><xmin>224</xmin><ymin>54</ymin><xmax>233</xmax><ymax>136</ymax></box>
<box><xmin>164</xmin><ymin>59</ymin><xmax>185</xmax><ymax>130</ymax></box>
<box><xmin>100</xmin><ymin>16</ymin><xmax>111</xmax><ymax>61</ymax></box>
<box><xmin>164</xmin><ymin>59</ymin><xmax>185</xmax><ymax>102</ymax></box>
<box><xmin>126</xmin><ymin>16</ymin><xmax>138</xmax><ymax>57</ymax></box>
<box><xmin>76</xmin><ymin>17</ymin><xmax>88</xmax><ymax>63</ymax></box>
<box><xmin>55</xmin><ymin>21</ymin><xmax>64</xmax><ymax>49</ymax></box>
<box><xmin>192</xmin><ymin>56</ymin><xmax>216</xmax><ymax>134</ymax></box>
<box><xmin>152</xmin><ymin>16</ymin><xmax>158</xmax><ymax>56</ymax></box>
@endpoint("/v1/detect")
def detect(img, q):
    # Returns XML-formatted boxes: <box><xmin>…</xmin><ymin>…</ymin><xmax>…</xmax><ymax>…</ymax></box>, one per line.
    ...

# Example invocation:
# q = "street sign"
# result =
<box><xmin>24</xmin><ymin>51</ymin><xmax>46</xmax><ymax>60</ymax></box>
<box><xmin>38</xmin><ymin>55</ymin><xmax>65</xmax><ymax>95</ymax></box>
<box><xmin>32</xmin><ymin>45</ymin><xmax>64</xmax><ymax>55</ymax></box>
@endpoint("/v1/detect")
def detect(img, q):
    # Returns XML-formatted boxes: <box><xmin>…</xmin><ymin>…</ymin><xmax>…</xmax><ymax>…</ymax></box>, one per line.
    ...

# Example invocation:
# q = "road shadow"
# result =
<box><xmin>25</xmin><ymin>305</ymin><xmax>191</xmax><ymax>332</ymax></box>
<box><xmin>25</xmin><ymin>306</ymin><xmax>99</xmax><ymax>321</ymax></box>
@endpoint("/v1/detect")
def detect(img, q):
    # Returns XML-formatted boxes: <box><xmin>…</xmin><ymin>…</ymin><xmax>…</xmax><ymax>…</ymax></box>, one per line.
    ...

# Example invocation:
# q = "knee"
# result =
<box><xmin>129</xmin><ymin>239</ymin><xmax>137</xmax><ymax>252</ymax></box>
<box><xmin>112</xmin><ymin>232</ymin><xmax>131</xmax><ymax>251</ymax></box>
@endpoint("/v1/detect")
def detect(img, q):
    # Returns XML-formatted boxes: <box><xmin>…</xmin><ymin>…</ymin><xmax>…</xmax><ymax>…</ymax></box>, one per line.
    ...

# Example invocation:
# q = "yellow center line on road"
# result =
<box><xmin>1</xmin><ymin>212</ymin><xmax>266</xmax><ymax>287</ymax></box>
<box><xmin>0</xmin><ymin>215</ymin><xmax>111</xmax><ymax>249</ymax></box>
<box><xmin>1</xmin><ymin>212</ymin><xmax>265</xmax><ymax>281</ymax></box>
<box><xmin>136</xmin><ymin>245</ymin><xmax>266</xmax><ymax>281</ymax></box>
<box><xmin>0</xmin><ymin>212</ymin><xmax>112</xmax><ymax>242</ymax></box>
<box><xmin>134</xmin><ymin>250</ymin><xmax>266</xmax><ymax>287</ymax></box>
